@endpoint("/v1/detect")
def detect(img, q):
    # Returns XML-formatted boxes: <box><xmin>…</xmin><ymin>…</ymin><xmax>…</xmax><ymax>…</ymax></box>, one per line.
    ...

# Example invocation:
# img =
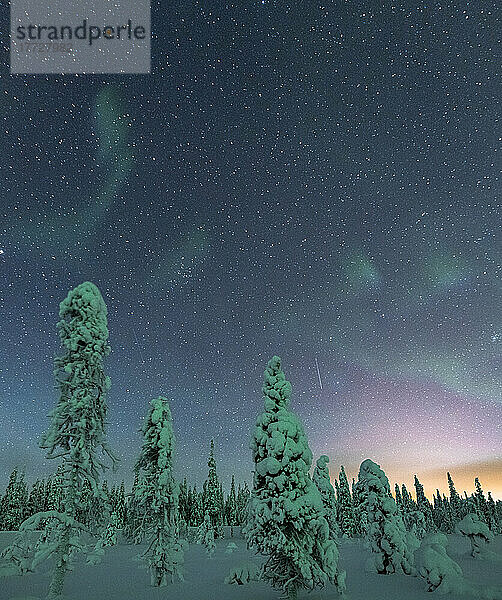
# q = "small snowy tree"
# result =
<box><xmin>103</xmin><ymin>511</ymin><xmax>119</xmax><ymax>547</ymax></box>
<box><xmin>134</xmin><ymin>396</ymin><xmax>185</xmax><ymax>587</ymax></box>
<box><xmin>355</xmin><ymin>459</ymin><xmax>414</xmax><ymax>575</ymax></box>
<box><xmin>244</xmin><ymin>356</ymin><xmax>346</xmax><ymax>600</ymax></box>
<box><xmin>415</xmin><ymin>532</ymin><xmax>464</xmax><ymax>593</ymax></box>
<box><xmin>196</xmin><ymin>513</ymin><xmax>216</xmax><ymax>557</ymax></box>
<box><xmin>225</xmin><ymin>561</ymin><xmax>261</xmax><ymax>585</ymax></box>
<box><xmin>312</xmin><ymin>455</ymin><xmax>340</xmax><ymax>539</ymax></box>
<box><xmin>456</xmin><ymin>513</ymin><xmax>494</xmax><ymax>558</ymax></box>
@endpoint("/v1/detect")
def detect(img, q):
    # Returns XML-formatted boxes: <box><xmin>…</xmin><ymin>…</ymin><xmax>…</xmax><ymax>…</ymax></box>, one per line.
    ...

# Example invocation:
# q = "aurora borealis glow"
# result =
<box><xmin>0</xmin><ymin>2</ymin><xmax>500</xmax><ymax>500</ymax></box>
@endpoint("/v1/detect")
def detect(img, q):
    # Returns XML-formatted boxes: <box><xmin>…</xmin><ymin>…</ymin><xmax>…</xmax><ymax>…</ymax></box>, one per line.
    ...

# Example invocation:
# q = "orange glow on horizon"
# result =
<box><xmin>333</xmin><ymin>459</ymin><xmax>502</xmax><ymax>501</ymax></box>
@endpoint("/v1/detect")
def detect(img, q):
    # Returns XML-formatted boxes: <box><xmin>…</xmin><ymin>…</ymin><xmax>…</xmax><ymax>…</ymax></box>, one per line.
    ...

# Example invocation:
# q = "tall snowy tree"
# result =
<box><xmin>312</xmin><ymin>455</ymin><xmax>339</xmax><ymax>539</ymax></box>
<box><xmin>225</xmin><ymin>475</ymin><xmax>239</xmax><ymax>528</ymax></box>
<box><xmin>414</xmin><ymin>475</ymin><xmax>434</xmax><ymax>532</ymax></box>
<box><xmin>394</xmin><ymin>484</ymin><xmax>403</xmax><ymax>509</ymax></box>
<box><xmin>414</xmin><ymin>475</ymin><xmax>428</xmax><ymax>509</ymax></box>
<box><xmin>244</xmin><ymin>356</ymin><xmax>346</xmax><ymax>599</ymax></box>
<box><xmin>355</xmin><ymin>459</ymin><xmax>414</xmax><ymax>575</ymax></box>
<box><xmin>473</xmin><ymin>477</ymin><xmax>489</xmax><ymax>524</ymax></box>
<box><xmin>204</xmin><ymin>440</ymin><xmax>223</xmax><ymax>537</ymax></box>
<box><xmin>447</xmin><ymin>472</ymin><xmax>461</xmax><ymax>519</ymax></box>
<box><xmin>337</xmin><ymin>466</ymin><xmax>356</xmax><ymax>537</ymax></box>
<box><xmin>1</xmin><ymin>282</ymin><xmax>117</xmax><ymax>599</ymax></box>
<box><xmin>115</xmin><ymin>481</ymin><xmax>126</xmax><ymax>529</ymax></box>
<box><xmin>134</xmin><ymin>396</ymin><xmax>185</xmax><ymax>587</ymax></box>
<box><xmin>401</xmin><ymin>484</ymin><xmax>415</xmax><ymax>512</ymax></box>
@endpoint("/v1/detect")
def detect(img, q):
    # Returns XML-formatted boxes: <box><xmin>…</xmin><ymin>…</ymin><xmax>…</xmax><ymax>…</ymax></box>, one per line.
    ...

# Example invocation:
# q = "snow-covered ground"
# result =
<box><xmin>1</xmin><ymin>529</ymin><xmax>501</xmax><ymax>600</ymax></box>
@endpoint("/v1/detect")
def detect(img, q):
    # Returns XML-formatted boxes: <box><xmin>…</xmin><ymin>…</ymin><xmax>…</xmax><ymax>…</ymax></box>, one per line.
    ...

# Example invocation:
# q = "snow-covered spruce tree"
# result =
<box><xmin>487</xmin><ymin>493</ymin><xmax>500</xmax><ymax>533</ymax></box>
<box><xmin>134</xmin><ymin>396</ymin><xmax>185</xmax><ymax>587</ymax></box>
<box><xmin>413</xmin><ymin>475</ymin><xmax>435</xmax><ymax>532</ymax></box>
<box><xmin>115</xmin><ymin>481</ymin><xmax>126</xmax><ymax>529</ymax></box>
<box><xmin>401</xmin><ymin>483</ymin><xmax>415</xmax><ymax>511</ymax></box>
<box><xmin>236</xmin><ymin>482</ymin><xmax>250</xmax><ymax>525</ymax></box>
<box><xmin>225</xmin><ymin>475</ymin><xmax>239</xmax><ymax>531</ymax></box>
<box><xmin>244</xmin><ymin>356</ymin><xmax>346</xmax><ymax>600</ymax></box>
<box><xmin>0</xmin><ymin>282</ymin><xmax>117</xmax><ymax>598</ymax></box>
<box><xmin>352</xmin><ymin>476</ymin><xmax>368</xmax><ymax>537</ymax></box>
<box><xmin>0</xmin><ymin>469</ymin><xmax>28</xmax><ymax>531</ymax></box>
<box><xmin>447</xmin><ymin>472</ymin><xmax>461</xmax><ymax>518</ymax></box>
<box><xmin>41</xmin><ymin>282</ymin><xmax>116</xmax><ymax>598</ymax></box>
<box><xmin>456</xmin><ymin>513</ymin><xmax>494</xmax><ymax>558</ymax></box>
<box><xmin>204</xmin><ymin>439</ymin><xmax>224</xmax><ymax>537</ymax></box>
<box><xmin>196</xmin><ymin>513</ymin><xmax>216</xmax><ymax>557</ymax></box>
<box><xmin>337</xmin><ymin>466</ymin><xmax>356</xmax><ymax>537</ymax></box>
<box><xmin>415</xmin><ymin>532</ymin><xmax>464</xmax><ymax>594</ymax></box>
<box><xmin>394</xmin><ymin>484</ymin><xmax>403</xmax><ymax>510</ymax></box>
<box><xmin>27</xmin><ymin>480</ymin><xmax>45</xmax><ymax>519</ymax></box>
<box><xmin>355</xmin><ymin>459</ymin><xmax>414</xmax><ymax>575</ymax></box>
<box><xmin>474</xmin><ymin>477</ymin><xmax>489</xmax><ymax>524</ymax></box>
<box><xmin>123</xmin><ymin>472</ymin><xmax>144</xmax><ymax>542</ymax></box>
<box><xmin>313</xmin><ymin>455</ymin><xmax>340</xmax><ymax>539</ymax></box>
<box><xmin>191</xmin><ymin>484</ymin><xmax>203</xmax><ymax>527</ymax></box>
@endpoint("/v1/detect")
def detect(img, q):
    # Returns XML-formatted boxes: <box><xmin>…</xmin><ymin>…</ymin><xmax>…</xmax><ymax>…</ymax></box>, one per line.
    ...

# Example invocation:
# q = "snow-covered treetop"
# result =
<box><xmin>456</xmin><ymin>513</ymin><xmax>493</xmax><ymax>540</ymax></box>
<box><xmin>262</xmin><ymin>355</ymin><xmax>292</xmax><ymax>412</ymax></box>
<box><xmin>57</xmin><ymin>281</ymin><xmax>110</xmax><ymax>363</ymax></box>
<box><xmin>358</xmin><ymin>459</ymin><xmax>391</xmax><ymax>495</ymax></box>
<box><xmin>317</xmin><ymin>455</ymin><xmax>329</xmax><ymax>470</ymax></box>
<box><xmin>313</xmin><ymin>455</ymin><xmax>334</xmax><ymax>495</ymax></box>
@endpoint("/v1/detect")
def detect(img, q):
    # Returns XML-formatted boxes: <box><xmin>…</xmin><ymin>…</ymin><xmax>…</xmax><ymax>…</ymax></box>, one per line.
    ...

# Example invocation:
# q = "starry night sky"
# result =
<box><xmin>1</xmin><ymin>2</ymin><xmax>500</xmax><ymax>499</ymax></box>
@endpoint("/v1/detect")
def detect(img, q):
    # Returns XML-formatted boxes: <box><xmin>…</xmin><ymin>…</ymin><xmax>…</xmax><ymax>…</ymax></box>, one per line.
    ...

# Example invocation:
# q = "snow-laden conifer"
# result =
<box><xmin>355</xmin><ymin>459</ymin><xmax>414</xmax><ymax>575</ymax></box>
<box><xmin>196</xmin><ymin>513</ymin><xmax>216</xmax><ymax>557</ymax></box>
<box><xmin>204</xmin><ymin>440</ymin><xmax>224</xmax><ymax>537</ymax></box>
<box><xmin>415</xmin><ymin>532</ymin><xmax>464</xmax><ymax>593</ymax></box>
<box><xmin>337</xmin><ymin>466</ymin><xmax>356</xmax><ymax>537</ymax></box>
<box><xmin>313</xmin><ymin>455</ymin><xmax>340</xmax><ymax>539</ymax></box>
<box><xmin>134</xmin><ymin>396</ymin><xmax>185</xmax><ymax>586</ymax></box>
<box><xmin>0</xmin><ymin>469</ymin><xmax>28</xmax><ymax>531</ymax></box>
<box><xmin>0</xmin><ymin>282</ymin><xmax>117</xmax><ymax>600</ymax></box>
<box><xmin>244</xmin><ymin>356</ymin><xmax>346</xmax><ymax>600</ymax></box>
<box><xmin>456</xmin><ymin>513</ymin><xmax>494</xmax><ymax>558</ymax></box>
